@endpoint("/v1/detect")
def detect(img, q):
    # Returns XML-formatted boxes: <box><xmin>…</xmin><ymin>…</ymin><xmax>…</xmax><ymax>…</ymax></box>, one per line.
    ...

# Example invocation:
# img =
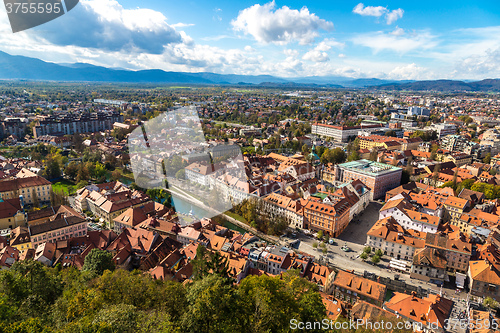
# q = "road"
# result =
<box><xmin>291</xmin><ymin>232</ymin><xmax>470</xmax><ymax>302</ymax></box>
<box><xmin>279</xmin><ymin>201</ymin><xmax>472</xmax><ymax>304</ymax></box>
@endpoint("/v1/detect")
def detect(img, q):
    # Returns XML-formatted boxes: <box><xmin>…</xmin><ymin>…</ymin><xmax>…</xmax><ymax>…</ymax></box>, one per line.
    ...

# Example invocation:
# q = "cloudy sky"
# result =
<box><xmin>0</xmin><ymin>0</ymin><xmax>499</xmax><ymax>80</ymax></box>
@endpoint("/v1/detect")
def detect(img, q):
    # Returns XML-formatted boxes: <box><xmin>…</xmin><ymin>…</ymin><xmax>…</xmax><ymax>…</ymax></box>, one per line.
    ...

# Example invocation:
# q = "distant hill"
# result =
<box><xmin>371</xmin><ymin>79</ymin><xmax>500</xmax><ymax>92</ymax></box>
<box><xmin>0</xmin><ymin>51</ymin><xmax>498</xmax><ymax>91</ymax></box>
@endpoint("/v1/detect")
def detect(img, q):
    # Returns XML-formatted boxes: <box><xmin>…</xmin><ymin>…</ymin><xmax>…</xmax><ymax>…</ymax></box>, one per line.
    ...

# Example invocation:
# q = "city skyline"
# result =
<box><xmin>0</xmin><ymin>0</ymin><xmax>499</xmax><ymax>80</ymax></box>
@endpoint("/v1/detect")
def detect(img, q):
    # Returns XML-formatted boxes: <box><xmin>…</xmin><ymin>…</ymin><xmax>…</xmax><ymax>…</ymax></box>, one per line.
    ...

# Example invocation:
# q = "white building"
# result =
<box><xmin>379</xmin><ymin>198</ymin><xmax>441</xmax><ymax>234</ymax></box>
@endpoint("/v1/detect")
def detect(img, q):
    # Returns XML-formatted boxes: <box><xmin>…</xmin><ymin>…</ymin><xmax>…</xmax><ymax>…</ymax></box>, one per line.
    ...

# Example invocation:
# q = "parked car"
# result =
<box><xmin>341</xmin><ymin>246</ymin><xmax>351</xmax><ymax>252</ymax></box>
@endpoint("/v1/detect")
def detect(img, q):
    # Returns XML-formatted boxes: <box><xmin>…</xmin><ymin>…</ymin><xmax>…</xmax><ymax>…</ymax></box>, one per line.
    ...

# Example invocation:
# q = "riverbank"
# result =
<box><xmin>166</xmin><ymin>187</ymin><xmax>278</xmax><ymax>244</ymax></box>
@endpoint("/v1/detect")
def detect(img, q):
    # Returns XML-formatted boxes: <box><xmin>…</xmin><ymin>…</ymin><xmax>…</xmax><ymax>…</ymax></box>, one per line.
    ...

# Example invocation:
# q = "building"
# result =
<box><xmin>262</xmin><ymin>193</ymin><xmax>304</xmax><ymax>229</ymax></box>
<box><xmin>407</xmin><ymin>106</ymin><xmax>430</xmax><ymax>117</ymax></box>
<box><xmin>410</xmin><ymin>247</ymin><xmax>447</xmax><ymax>284</ymax></box>
<box><xmin>379</xmin><ymin>198</ymin><xmax>441</xmax><ymax>234</ymax></box>
<box><xmin>0</xmin><ymin>176</ymin><xmax>52</xmax><ymax>206</ymax></box>
<box><xmin>0</xmin><ymin>118</ymin><xmax>28</xmax><ymax>139</ymax></box>
<box><xmin>424</xmin><ymin>232</ymin><xmax>471</xmax><ymax>274</ymax></box>
<box><xmin>9</xmin><ymin>226</ymin><xmax>31</xmax><ymax>252</ymax></box>
<box><xmin>185</xmin><ymin>163</ymin><xmax>219</xmax><ymax>186</ymax></box>
<box><xmin>333</xmin><ymin>270</ymin><xmax>387</xmax><ymax>307</ymax></box>
<box><xmin>29</xmin><ymin>215</ymin><xmax>88</xmax><ymax>248</ymax></box>
<box><xmin>468</xmin><ymin>260</ymin><xmax>500</xmax><ymax>301</ymax></box>
<box><xmin>0</xmin><ymin>198</ymin><xmax>24</xmax><ymax>230</ymax></box>
<box><xmin>33</xmin><ymin>112</ymin><xmax>123</xmax><ymax>138</ymax></box>
<box><xmin>427</xmin><ymin>123</ymin><xmax>457</xmax><ymax>139</ymax></box>
<box><xmin>303</xmin><ymin>199</ymin><xmax>351</xmax><ymax>237</ymax></box>
<box><xmin>384</xmin><ymin>292</ymin><xmax>453</xmax><ymax>333</ymax></box>
<box><xmin>74</xmin><ymin>182</ymin><xmax>152</xmax><ymax>228</ymax></box>
<box><xmin>366</xmin><ymin>217</ymin><xmax>425</xmax><ymax>261</ymax></box>
<box><xmin>334</xmin><ymin>159</ymin><xmax>402</xmax><ymax>200</ymax></box>
<box><xmin>311</xmin><ymin>123</ymin><xmax>385</xmax><ymax>143</ymax></box>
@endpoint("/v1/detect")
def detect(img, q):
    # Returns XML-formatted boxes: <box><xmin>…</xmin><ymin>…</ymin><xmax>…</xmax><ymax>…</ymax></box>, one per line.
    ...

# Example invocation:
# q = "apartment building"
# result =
<box><xmin>333</xmin><ymin>270</ymin><xmax>387</xmax><ymax>307</ymax></box>
<box><xmin>262</xmin><ymin>193</ymin><xmax>304</xmax><ymax>229</ymax></box>
<box><xmin>311</xmin><ymin>123</ymin><xmax>385</xmax><ymax>143</ymax></box>
<box><xmin>30</xmin><ymin>215</ymin><xmax>88</xmax><ymax>248</ymax></box>
<box><xmin>379</xmin><ymin>198</ymin><xmax>441</xmax><ymax>234</ymax></box>
<box><xmin>0</xmin><ymin>198</ymin><xmax>24</xmax><ymax>230</ymax></box>
<box><xmin>33</xmin><ymin>112</ymin><xmax>123</xmax><ymax>138</ymax></box>
<box><xmin>303</xmin><ymin>198</ymin><xmax>351</xmax><ymax>237</ymax></box>
<box><xmin>0</xmin><ymin>176</ymin><xmax>52</xmax><ymax>206</ymax></box>
<box><xmin>424</xmin><ymin>233</ymin><xmax>471</xmax><ymax>274</ymax></box>
<box><xmin>366</xmin><ymin>217</ymin><xmax>425</xmax><ymax>260</ymax></box>
<box><xmin>384</xmin><ymin>293</ymin><xmax>453</xmax><ymax>333</ymax></box>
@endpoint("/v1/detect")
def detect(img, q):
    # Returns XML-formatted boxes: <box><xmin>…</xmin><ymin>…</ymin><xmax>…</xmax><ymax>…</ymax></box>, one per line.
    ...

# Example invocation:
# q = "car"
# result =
<box><xmin>329</xmin><ymin>239</ymin><xmax>335</xmax><ymax>245</ymax></box>
<box><xmin>341</xmin><ymin>246</ymin><xmax>351</xmax><ymax>252</ymax></box>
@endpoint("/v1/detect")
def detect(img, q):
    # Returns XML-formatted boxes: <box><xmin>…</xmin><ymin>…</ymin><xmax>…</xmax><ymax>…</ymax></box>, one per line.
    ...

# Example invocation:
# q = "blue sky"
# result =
<box><xmin>0</xmin><ymin>0</ymin><xmax>499</xmax><ymax>79</ymax></box>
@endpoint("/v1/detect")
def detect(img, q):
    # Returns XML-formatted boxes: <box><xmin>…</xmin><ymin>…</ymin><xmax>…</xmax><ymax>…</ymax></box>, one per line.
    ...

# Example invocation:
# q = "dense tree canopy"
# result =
<box><xmin>0</xmin><ymin>260</ymin><xmax>330</xmax><ymax>333</ymax></box>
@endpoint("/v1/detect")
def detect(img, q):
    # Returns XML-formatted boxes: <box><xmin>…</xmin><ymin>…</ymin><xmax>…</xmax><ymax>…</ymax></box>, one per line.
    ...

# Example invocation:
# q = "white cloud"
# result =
<box><xmin>284</xmin><ymin>49</ymin><xmax>299</xmax><ymax>57</ymax></box>
<box><xmin>352</xmin><ymin>30</ymin><xmax>437</xmax><ymax>53</ymax></box>
<box><xmin>352</xmin><ymin>3</ymin><xmax>387</xmax><ymax>17</ymax></box>
<box><xmin>303</xmin><ymin>48</ymin><xmax>329</xmax><ymax>62</ymax></box>
<box><xmin>386</xmin><ymin>9</ymin><xmax>404</xmax><ymax>25</ymax></box>
<box><xmin>231</xmin><ymin>1</ymin><xmax>333</xmax><ymax>45</ymax></box>
<box><xmin>244</xmin><ymin>45</ymin><xmax>255</xmax><ymax>52</ymax></box>
<box><xmin>302</xmin><ymin>39</ymin><xmax>344</xmax><ymax>62</ymax></box>
<box><xmin>338</xmin><ymin>53</ymin><xmax>346</xmax><ymax>58</ymax></box>
<box><xmin>390</xmin><ymin>27</ymin><xmax>405</xmax><ymax>36</ymax></box>
<box><xmin>353</xmin><ymin>3</ymin><xmax>403</xmax><ymax>25</ymax></box>
<box><xmin>32</xmin><ymin>0</ymin><xmax>182</xmax><ymax>54</ymax></box>
<box><xmin>171</xmin><ymin>23</ymin><xmax>195</xmax><ymax>29</ymax></box>
<box><xmin>388</xmin><ymin>63</ymin><xmax>432</xmax><ymax>80</ymax></box>
<box><xmin>454</xmin><ymin>47</ymin><xmax>500</xmax><ymax>78</ymax></box>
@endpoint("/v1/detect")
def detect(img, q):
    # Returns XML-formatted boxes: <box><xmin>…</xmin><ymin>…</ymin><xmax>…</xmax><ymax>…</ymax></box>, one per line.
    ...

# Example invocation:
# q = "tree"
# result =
<box><xmin>331</xmin><ymin>147</ymin><xmax>346</xmax><ymax>164</ymax></box>
<box><xmin>369</xmin><ymin>148</ymin><xmax>378</xmax><ymax>161</ymax></box>
<box><xmin>32</xmin><ymin>189</ymin><xmax>40</xmax><ymax>208</ymax></box>
<box><xmin>175</xmin><ymin>169</ymin><xmax>185</xmax><ymax>180</ymax></box>
<box><xmin>430</xmin><ymin>145</ymin><xmax>439</xmax><ymax>161</ymax></box>
<box><xmin>76</xmin><ymin>164</ymin><xmax>89</xmax><ymax>183</ymax></box>
<box><xmin>111</xmin><ymin>170</ymin><xmax>122</xmax><ymax>181</ymax></box>
<box><xmin>0</xmin><ymin>260</ymin><xmax>63</xmax><ymax>317</ymax></box>
<box><xmin>82</xmin><ymin>249</ymin><xmax>115</xmax><ymax>277</ymax></box>
<box><xmin>371</xmin><ymin>255</ymin><xmax>381</xmax><ymax>264</ymax></box>
<box><xmin>483</xmin><ymin>296</ymin><xmax>499</xmax><ymax>309</ymax></box>
<box><xmin>92</xmin><ymin>304</ymin><xmax>138</xmax><ymax>333</ymax></box>
<box><xmin>301</xmin><ymin>144</ymin><xmax>309</xmax><ymax>156</ymax></box>
<box><xmin>64</xmin><ymin>162</ymin><xmax>78</xmax><ymax>180</ymax></box>
<box><xmin>317</xmin><ymin>230</ymin><xmax>323</xmax><ymax>240</ymax></box>
<box><xmin>375</xmin><ymin>249</ymin><xmax>383</xmax><ymax>257</ymax></box>
<box><xmin>312</xmin><ymin>241</ymin><xmax>318</xmax><ymax>249</ymax></box>
<box><xmin>348</xmin><ymin>150</ymin><xmax>360</xmax><ymax>162</ymax></box>
<box><xmin>363</xmin><ymin>246</ymin><xmax>371</xmax><ymax>254</ymax></box>
<box><xmin>44</xmin><ymin>158</ymin><xmax>61</xmax><ymax>180</ymax></box>
<box><xmin>432</xmin><ymin>164</ymin><xmax>441</xmax><ymax>186</ymax></box>
<box><xmin>181</xmin><ymin>274</ymin><xmax>240</xmax><ymax>333</ymax></box>
<box><xmin>360</xmin><ymin>252</ymin><xmax>368</xmax><ymax>260</ymax></box>
<box><xmin>76</xmin><ymin>180</ymin><xmax>88</xmax><ymax>189</ymax></box>
<box><xmin>72</xmin><ymin>133</ymin><xmax>84</xmax><ymax>152</ymax></box>
<box><xmin>484</xmin><ymin>153</ymin><xmax>492</xmax><ymax>164</ymax></box>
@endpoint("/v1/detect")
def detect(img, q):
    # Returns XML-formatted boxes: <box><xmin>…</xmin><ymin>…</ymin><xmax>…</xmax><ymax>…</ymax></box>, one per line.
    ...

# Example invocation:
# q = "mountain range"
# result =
<box><xmin>0</xmin><ymin>51</ymin><xmax>499</xmax><ymax>91</ymax></box>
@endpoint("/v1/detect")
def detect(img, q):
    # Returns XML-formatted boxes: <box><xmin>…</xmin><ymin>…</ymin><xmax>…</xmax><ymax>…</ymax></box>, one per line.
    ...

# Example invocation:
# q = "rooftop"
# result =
<box><xmin>338</xmin><ymin>159</ymin><xmax>402</xmax><ymax>176</ymax></box>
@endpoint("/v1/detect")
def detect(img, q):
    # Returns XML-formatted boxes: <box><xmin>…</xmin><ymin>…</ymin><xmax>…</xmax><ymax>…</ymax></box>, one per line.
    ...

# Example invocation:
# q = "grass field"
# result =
<box><xmin>225</xmin><ymin>211</ymin><xmax>247</xmax><ymax>223</ymax></box>
<box><xmin>52</xmin><ymin>179</ymin><xmax>77</xmax><ymax>195</ymax></box>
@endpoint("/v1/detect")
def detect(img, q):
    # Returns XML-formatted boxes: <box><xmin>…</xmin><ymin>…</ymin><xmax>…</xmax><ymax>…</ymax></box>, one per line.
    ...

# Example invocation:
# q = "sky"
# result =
<box><xmin>0</xmin><ymin>0</ymin><xmax>499</xmax><ymax>80</ymax></box>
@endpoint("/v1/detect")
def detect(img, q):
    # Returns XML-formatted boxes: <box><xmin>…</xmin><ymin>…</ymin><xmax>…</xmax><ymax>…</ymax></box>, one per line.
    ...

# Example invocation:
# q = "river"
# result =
<box><xmin>170</xmin><ymin>194</ymin><xmax>247</xmax><ymax>234</ymax></box>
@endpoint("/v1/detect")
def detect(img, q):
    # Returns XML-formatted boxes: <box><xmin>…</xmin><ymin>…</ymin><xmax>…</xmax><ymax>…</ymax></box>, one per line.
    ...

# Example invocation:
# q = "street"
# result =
<box><xmin>280</xmin><ymin>201</ymin><xmax>471</xmax><ymax>305</ymax></box>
